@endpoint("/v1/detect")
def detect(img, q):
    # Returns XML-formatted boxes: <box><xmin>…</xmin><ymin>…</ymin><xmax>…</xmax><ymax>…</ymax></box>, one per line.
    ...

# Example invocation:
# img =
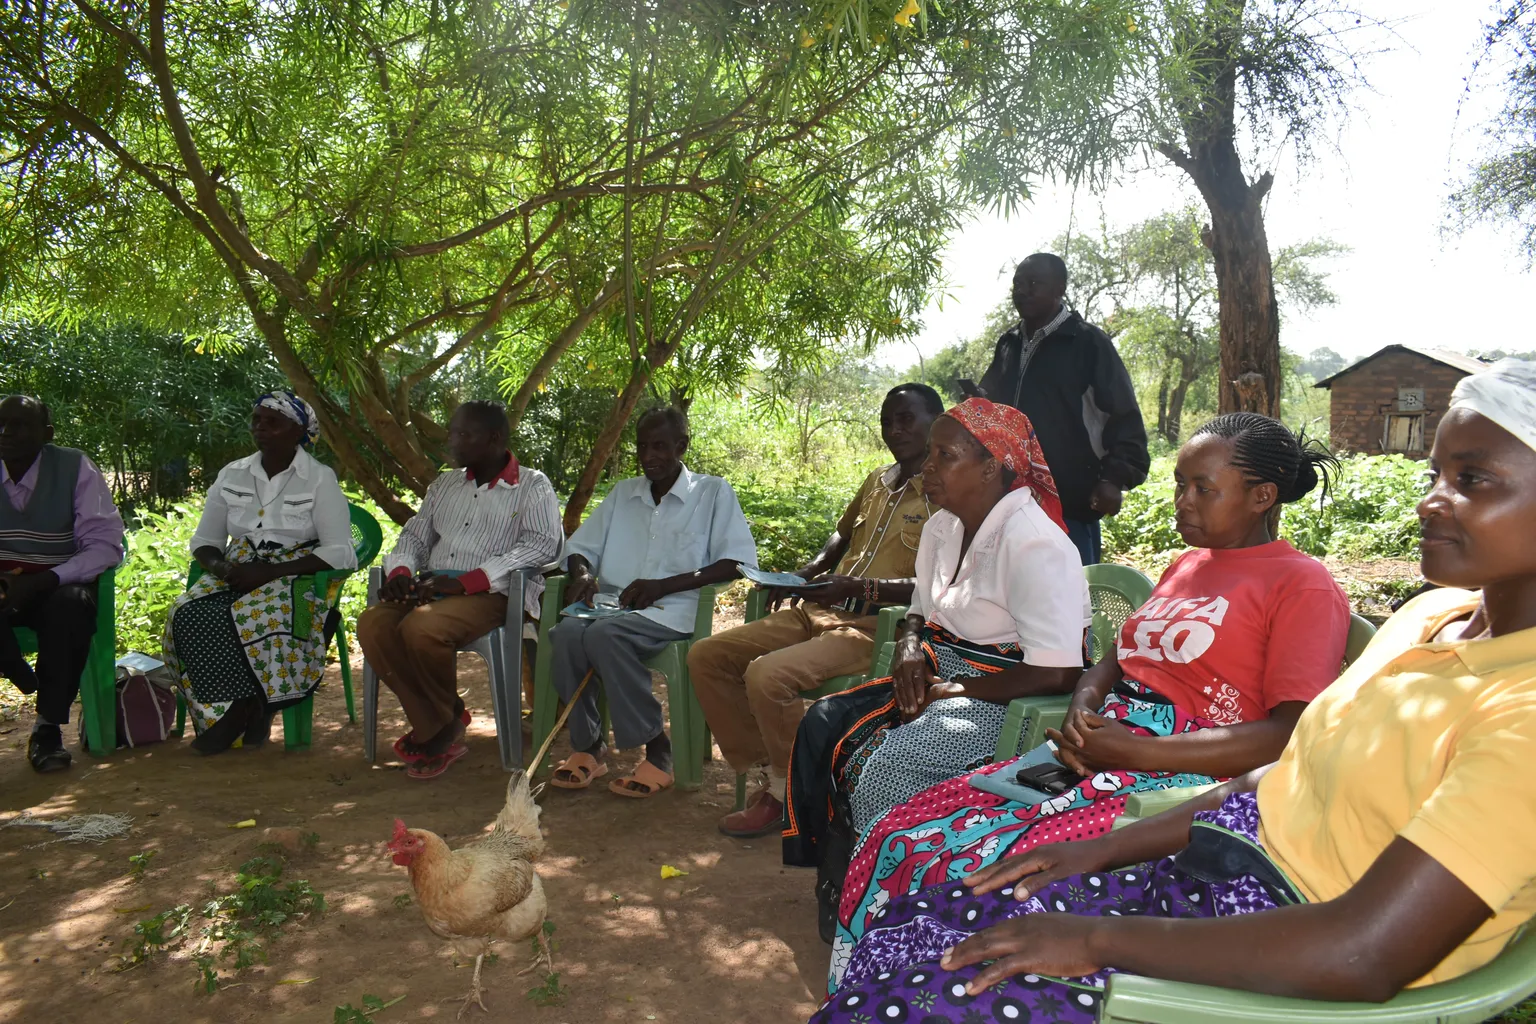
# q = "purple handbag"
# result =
<box><xmin>115</xmin><ymin>673</ymin><xmax>177</xmax><ymax>747</ymax></box>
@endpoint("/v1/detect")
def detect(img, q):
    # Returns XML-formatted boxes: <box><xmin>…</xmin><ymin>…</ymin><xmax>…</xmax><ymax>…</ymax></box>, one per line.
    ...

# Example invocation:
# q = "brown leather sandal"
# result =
<box><xmin>551</xmin><ymin>751</ymin><xmax>609</xmax><ymax>789</ymax></box>
<box><xmin>608</xmin><ymin>759</ymin><xmax>674</xmax><ymax>799</ymax></box>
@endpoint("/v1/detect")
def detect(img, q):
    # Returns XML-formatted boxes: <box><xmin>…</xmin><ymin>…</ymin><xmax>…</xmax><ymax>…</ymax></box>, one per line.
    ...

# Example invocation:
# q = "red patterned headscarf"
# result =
<box><xmin>942</xmin><ymin>398</ymin><xmax>1067</xmax><ymax>533</ymax></box>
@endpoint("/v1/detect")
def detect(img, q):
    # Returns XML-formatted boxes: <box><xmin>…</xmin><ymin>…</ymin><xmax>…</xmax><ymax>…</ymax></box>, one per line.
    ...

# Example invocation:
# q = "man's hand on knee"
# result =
<box><xmin>0</xmin><ymin>570</ymin><xmax>58</xmax><ymax>614</ymax></box>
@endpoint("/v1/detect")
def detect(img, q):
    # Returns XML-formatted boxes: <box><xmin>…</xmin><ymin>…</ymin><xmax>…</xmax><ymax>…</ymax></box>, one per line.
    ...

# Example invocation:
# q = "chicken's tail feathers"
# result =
<box><xmin>494</xmin><ymin>768</ymin><xmax>544</xmax><ymax>848</ymax></box>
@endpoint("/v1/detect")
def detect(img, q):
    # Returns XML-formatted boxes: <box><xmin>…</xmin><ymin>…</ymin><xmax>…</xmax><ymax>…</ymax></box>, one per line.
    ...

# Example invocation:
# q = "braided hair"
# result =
<box><xmin>1190</xmin><ymin>412</ymin><xmax>1337</xmax><ymax>504</ymax></box>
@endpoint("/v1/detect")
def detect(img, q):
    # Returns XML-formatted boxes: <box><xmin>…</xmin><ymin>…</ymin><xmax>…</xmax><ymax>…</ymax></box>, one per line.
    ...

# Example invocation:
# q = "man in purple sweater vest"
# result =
<box><xmin>0</xmin><ymin>396</ymin><xmax>124</xmax><ymax>772</ymax></box>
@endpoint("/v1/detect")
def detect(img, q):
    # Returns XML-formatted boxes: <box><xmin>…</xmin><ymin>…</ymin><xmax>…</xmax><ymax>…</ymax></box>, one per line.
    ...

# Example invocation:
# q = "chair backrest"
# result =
<box><xmin>1084</xmin><ymin>563</ymin><xmax>1155</xmax><ymax>664</ymax></box>
<box><xmin>1344</xmin><ymin>612</ymin><xmax>1377</xmax><ymax>668</ymax></box>
<box><xmin>348</xmin><ymin>503</ymin><xmax>384</xmax><ymax>569</ymax></box>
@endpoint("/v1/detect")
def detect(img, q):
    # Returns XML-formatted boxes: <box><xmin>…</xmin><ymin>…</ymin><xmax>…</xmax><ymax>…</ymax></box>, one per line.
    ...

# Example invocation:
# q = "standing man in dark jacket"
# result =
<box><xmin>976</xmin><ymin>252</ymin><xmax>1149</xmax><ymax>564</ymax></box>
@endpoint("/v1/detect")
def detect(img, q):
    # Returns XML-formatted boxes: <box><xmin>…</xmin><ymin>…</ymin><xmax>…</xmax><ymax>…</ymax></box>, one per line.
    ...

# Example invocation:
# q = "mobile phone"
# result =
<box><xmin>956</xmin><ymin>378</ymin><xmax>985</xmax><ymax>399</ymax></box>
<box><xmin>1014</xmin><ymin>761</ymin><xmax>1084</xmax><ymax>796</ymax></box>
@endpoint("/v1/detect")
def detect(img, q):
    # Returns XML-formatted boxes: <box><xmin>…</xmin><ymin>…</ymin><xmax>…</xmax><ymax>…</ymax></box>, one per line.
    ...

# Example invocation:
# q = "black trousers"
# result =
<box><xmin>0</xmin><ymin>582</ymin><xmax>99</xmax><ymax>724</ymax></box>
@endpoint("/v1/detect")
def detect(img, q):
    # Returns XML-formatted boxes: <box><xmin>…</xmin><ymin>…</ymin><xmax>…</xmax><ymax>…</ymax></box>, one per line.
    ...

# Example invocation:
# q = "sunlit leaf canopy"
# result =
<box><xmin>0</xmin><ymin>0</ymin><xmax>1370</xmax><ymax>515</ymax></box>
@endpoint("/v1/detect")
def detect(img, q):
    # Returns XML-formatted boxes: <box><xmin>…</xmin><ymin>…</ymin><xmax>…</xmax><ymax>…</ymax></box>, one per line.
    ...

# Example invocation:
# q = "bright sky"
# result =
<box><xmin>884</xmin><ymin>0</ymin><xmax>1531</xmax><ymax>371</ymax></box>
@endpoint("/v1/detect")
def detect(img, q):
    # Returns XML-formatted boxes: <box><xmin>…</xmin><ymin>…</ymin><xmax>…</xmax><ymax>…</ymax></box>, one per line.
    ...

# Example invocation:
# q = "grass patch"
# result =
<box><xmin>118</xmin><ymin>854</ymin><xmax>324</xmax><ymax>992</ymax></box>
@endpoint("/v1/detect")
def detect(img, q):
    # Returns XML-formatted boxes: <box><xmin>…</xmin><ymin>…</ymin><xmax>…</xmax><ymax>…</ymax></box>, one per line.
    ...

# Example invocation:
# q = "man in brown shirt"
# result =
<box><xmin>690</xmin><ymin>383</ymin><xmax>943</xmax><ymax>837</ymax></box>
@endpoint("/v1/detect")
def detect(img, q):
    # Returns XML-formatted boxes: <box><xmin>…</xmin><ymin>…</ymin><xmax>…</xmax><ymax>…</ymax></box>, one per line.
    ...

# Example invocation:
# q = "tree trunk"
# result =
<box><xmin>250</xmin><ymin>313</ymin><xmax>418</xmax><ymax>523</ymax></box>
<box><xmin>1156</xmin><ymin>377</ymin><xmax>1171</xmax><ymax>442</ymax></box>
<box><xmin>1203</xmin><ymin>192</ymin><xmax>1281</xmax><ymax>417</ymax></box>
<box><xmin>1166</xmin><ymin>377</ymin><xmax>1192</xmax><ymax>446</ymax></box>
<box><xmin>1159</xmin><ymin>0</ymin><xmax>1283</xmax><ymax>419</ymax></box>
<box><xmin>561</xmin><ymin>363</ymin><xmax>655</xmax><ymax>535</ymax></box>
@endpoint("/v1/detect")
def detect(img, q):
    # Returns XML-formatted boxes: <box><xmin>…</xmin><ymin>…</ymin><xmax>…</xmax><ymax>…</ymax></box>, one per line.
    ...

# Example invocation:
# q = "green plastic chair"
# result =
<box><xmin>727</xmin><ymin>590</ymin><xmax>910</xmax><ymax>808</ymax></box>
<box><xmin>742</xmin><ymin>588</ymin><xmax>910</xmax><ymax>699</ymax></box>
<box><xmin>173</xmin><ymin>503</ymin><xmax>382</xmax><ymax>750</ymax></box>
<box><xmin>10</xmin><ymin>566</ymin><xmax>118</xmax><ymax>755</ymax></box>
<box><xmin>527</xmin><ymin>575</ymin><xmax>721</xmax><ymax>790</ymax></box>
<box><xmin>1098</xmin><ymin>892</ymin><xmax>1536</xmax><ymax>1024</ymax></box>
<box><xmin>991</xmin><ymin>563</ymin><xmax>1156</xmax><ymax>762</ymax></box>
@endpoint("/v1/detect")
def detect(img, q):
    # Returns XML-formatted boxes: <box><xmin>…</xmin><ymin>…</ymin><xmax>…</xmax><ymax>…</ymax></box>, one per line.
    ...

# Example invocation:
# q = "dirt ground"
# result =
<box><xmin>0</xmin><ymin>605</ymin><xmax>831</xmax><ymax>1024</ymax></box>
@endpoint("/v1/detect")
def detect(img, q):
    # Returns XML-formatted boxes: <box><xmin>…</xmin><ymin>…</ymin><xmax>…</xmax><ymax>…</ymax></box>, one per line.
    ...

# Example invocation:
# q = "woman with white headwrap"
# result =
<box><xmin>164</xmin><ymin>390</ymin><xmax>356</xmax><ymax>754</ymax></box>
<box><xmin>812</xmin><ymin>360</ymin><xmax>1536</xmax><ymax>1024</ymax></box>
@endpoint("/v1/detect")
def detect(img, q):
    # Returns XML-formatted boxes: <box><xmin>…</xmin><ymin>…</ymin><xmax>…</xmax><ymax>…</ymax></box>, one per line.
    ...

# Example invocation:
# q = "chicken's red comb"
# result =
<box><xmin>391</xmin><ymin>818</ymin><xmax>410</xmax><ymax>842</ymax></box>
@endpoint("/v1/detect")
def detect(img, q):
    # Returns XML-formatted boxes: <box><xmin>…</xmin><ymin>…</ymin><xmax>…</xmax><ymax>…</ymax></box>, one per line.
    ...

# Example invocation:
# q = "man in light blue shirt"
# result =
<box><xmin>550</xmin><ymin>407</ymin><xmax>758</xmax><ymax>798</ymax></box>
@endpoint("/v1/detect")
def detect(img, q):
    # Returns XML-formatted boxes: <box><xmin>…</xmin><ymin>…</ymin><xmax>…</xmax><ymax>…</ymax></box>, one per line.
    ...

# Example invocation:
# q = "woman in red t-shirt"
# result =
<box><xmin>827</xmin><ymin>413</ymin><xmax>1350</xmax><ymax>989</ymax></box>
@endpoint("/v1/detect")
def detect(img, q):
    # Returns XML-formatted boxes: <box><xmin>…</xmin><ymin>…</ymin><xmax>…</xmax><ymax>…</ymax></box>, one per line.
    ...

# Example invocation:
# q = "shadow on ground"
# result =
<box><xmin>0</xmin><ymin>639</ymin><xmax>829</xmax><ymax>1023</ymax></box>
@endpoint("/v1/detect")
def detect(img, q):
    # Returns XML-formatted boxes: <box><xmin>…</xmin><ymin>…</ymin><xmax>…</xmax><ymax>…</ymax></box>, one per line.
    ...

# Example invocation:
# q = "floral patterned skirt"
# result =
<box><xmin>814</xmin><ymin>791</ymin><xmax>1288</xmax><ymax>1024</ymax></box>
<box><xmin>831</xmin><ymin>680</ymin><xmax>1221</xmax><ymax>991</ymax></box>
<box><xmin>163</xmin><ymin>537</ymin><xmax>333</xmax><ymax>732</ymax></box>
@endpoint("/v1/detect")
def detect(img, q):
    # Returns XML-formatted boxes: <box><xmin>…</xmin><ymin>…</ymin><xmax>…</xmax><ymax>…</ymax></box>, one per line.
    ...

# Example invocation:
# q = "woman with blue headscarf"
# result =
<box><xmin>165</xmin><ymin>390</ymin><xmax>356</xmax><ymax>753</ymax></box>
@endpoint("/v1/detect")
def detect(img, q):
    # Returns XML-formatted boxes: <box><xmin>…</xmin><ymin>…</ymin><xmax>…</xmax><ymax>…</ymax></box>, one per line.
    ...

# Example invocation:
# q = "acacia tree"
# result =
<box><xmin>1062</xmin><ymin>207</ymin><xmax>1343</xmax><ymax>443</ymax></box>
<box><xmin>0</xmin><ymin>0</ymin><xmax>1143</xmax><ymax>524</ymax></box>
<box><xmin>1453</xmin><ymin>0</ymin><xmax>1536</xmax><ymax>261</ymax></box>
<box><xmin>842</xmin><ymin>0</ymin><xmax>1376</xmax><ymax>418</ymax></box>
<box><xmin>0</xmin><ymin>0</ymin><xmax>919</xmax><ymax>520</ymax></box>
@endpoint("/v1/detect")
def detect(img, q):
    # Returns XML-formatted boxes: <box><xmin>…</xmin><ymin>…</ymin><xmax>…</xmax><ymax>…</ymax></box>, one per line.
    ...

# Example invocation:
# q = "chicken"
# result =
<box><xmin>386</xmin><ymin>769</ymin><xmax>552</xmax><ymax>1018</ymax></box>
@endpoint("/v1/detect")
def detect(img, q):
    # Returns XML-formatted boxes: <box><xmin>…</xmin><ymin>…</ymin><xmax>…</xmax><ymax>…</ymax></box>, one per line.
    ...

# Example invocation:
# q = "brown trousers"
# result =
<box><xmin>355</xmin><ymin>594</ymin><xmax>508</xmax><ymax>739</ymax></box>
<box><xmin>687</xmin><ymin>603</ymin><xmax>876</xmax><ymax>776</ymax></box>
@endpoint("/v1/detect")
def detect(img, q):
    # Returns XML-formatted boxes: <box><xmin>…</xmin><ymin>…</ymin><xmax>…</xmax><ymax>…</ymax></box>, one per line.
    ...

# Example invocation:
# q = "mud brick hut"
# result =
<box><xmin>1314</xmin><ymin>344</ymin><xmax>1489</xmax><ymax>457</ymax></box>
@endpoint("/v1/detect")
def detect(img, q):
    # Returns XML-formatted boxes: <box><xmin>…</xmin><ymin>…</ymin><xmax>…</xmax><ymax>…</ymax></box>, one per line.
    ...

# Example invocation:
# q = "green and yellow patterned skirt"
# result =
<box><xmin>163</xmin><ymin>537</ymin><xmax>335</xmax><ymax>733</ymax></box>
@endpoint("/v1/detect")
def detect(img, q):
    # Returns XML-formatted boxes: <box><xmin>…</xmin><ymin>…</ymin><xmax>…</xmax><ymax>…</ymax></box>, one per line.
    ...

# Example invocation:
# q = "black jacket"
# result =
<box><xmin>977</xmin><ymin>311</ymin><xmax>1150</xmax><ymax>522</ymax></box>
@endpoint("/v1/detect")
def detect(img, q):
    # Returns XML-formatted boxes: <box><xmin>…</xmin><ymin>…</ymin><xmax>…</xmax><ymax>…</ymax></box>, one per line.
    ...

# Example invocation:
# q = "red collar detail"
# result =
<box><xmin>465</xmin><ymin>452</ymin><xmax>520</xmax><ymax>488</ymax></box>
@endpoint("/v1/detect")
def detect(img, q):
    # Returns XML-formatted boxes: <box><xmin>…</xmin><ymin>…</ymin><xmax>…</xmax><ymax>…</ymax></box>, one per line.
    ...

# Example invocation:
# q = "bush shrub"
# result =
<box><xmin>114</xmin><ymin>494</ymin><xmax>401</xmax><ymax>660</ymax></box>
<box><xmin>1103</xmin><ymin>452</ymin><xmax>1426</xmax><ymax>564</ymax></box>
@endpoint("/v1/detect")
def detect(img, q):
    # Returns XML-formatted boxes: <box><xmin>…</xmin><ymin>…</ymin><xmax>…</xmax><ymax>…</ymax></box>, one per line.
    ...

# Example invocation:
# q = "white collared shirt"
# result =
<box><xmin>563</xmin><ymin>465</ymin><xmax>759</xmax><ymax>634</ymax></box>
<box><xmin>910</xmin><ymin>487</ymin><xmax>1090</xmax><ymax>667</ymax></box>
<box><xmin>191</xmin><ymin>449</ymin><xmax>357</xmax><ymax>570</ymax></box>
<box><xmin>383</xmin><ymin>461</ymin><xmax>562</xmax><ymax>617</ymax></box>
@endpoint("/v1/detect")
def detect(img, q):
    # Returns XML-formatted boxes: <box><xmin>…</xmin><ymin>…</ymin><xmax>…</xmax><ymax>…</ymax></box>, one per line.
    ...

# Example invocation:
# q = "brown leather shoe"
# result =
<box><xmin>719</xmin><ymin>789</ymin><xmax>785</xmax><ymax>838</ymax></box>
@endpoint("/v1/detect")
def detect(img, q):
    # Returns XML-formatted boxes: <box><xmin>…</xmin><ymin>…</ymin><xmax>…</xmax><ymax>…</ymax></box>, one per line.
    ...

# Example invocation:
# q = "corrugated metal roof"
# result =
<box><xmin>1312</xmin><ymin>343</ymin><xmax>1489</xmax><ymax>388</ymax></box>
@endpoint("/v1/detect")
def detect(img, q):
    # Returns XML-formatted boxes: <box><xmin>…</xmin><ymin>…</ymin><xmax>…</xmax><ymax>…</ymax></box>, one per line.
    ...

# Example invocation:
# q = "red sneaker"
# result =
<box><xmin>718</xmin><ymin>789</ymin><xmax>785</xmax><ymax>838</ymax></box>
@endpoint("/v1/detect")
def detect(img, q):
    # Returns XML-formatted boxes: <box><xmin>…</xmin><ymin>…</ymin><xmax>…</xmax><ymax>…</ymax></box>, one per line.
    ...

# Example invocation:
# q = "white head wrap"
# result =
<box><xmin>1448</xmin><ymin>359</ymin><xmax>1536</xmax><ymax>455</ymax></box>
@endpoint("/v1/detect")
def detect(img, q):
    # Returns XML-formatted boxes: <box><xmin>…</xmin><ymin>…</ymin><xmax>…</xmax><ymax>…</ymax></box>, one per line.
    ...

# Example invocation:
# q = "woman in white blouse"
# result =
<box><xmin>784</xmin><ymin>399</ymin><xmax>1089</xmax><ymax>933</ymax></box>
<box><xmin>164</xmin><ymin>391</ymin><xmax>357</xmax><ymax>754</ymax></box>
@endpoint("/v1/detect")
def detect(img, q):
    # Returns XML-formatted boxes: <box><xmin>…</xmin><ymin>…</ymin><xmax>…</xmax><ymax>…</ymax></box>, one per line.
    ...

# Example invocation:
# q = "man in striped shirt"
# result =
<box><xmin>356</xmin><ymin>401</ymin><xmax>562</xmax><ymax>779</ymax></box>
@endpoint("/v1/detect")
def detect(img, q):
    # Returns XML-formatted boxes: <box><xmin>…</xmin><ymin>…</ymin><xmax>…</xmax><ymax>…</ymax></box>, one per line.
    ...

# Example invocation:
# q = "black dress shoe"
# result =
<box><xmin>191</xmin><ymin>699</ymin><xmax>256</xmax><ymax>755</ymax></box>
<box><xmin>28</xmin><ymin>724</ymin><xmax>71</xmax><ymax>773</ymax></box>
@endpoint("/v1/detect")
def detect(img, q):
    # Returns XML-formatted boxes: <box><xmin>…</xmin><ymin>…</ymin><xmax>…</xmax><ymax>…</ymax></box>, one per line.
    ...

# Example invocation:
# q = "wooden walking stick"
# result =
<box><xmin>528</xmin><ymin>667</ymin><xmax>594</xmax><ymax>800</ymax></box>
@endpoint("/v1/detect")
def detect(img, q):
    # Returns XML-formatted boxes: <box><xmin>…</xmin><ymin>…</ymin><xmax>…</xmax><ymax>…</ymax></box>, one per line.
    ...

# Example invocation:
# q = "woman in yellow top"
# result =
<box><xmin>810</xmin><ymin>358</ymin><xmax>1536</xmax><ymax>1024</ymax></box>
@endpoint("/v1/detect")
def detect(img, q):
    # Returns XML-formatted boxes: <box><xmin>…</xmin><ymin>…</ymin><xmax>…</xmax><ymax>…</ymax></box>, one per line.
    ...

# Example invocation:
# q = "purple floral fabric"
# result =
<box><xmin>812</xmin><ymin>791</ymin><xmax>1278</xmax><ymax>1024</ymax></box>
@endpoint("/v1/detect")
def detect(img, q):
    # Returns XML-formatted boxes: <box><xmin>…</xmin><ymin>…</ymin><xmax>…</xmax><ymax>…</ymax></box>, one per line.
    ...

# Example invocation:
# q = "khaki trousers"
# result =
<box><xmin>355</xmin><ymin>594</ymin><xmax>508</xmax><ymax>739</ymax></box>
<box><xmin>688</xmin><ymin>603</ymin><xmax>876</xmax><ymax>776</ymax></box>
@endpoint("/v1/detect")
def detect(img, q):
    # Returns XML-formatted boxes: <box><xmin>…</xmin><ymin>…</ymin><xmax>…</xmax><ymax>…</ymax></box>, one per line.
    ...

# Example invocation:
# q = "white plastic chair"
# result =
<box><xmin>361</xmin><ymin>562</ymin><xmax>558</xmax><ymax>772</ymax></box>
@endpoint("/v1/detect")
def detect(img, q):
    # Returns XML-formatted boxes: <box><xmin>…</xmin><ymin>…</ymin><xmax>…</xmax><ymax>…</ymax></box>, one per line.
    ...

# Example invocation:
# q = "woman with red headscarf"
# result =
<box><xmin>784</xmin><ymin>400</ymin><xmax>1092</xmax><ymax>920</ymax></box>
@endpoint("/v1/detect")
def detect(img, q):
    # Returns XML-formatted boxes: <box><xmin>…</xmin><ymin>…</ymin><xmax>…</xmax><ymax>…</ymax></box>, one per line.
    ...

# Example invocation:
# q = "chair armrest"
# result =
<box><xmin>870</xmin><ymin>641</ymin><xmax>896</xmax><ymax>679</ymax></box>
<box><xmin>1123</xmin><ymin>783</ymin><xmax>1219</xmax><ymax>820</ymax></box>
<box><xmin>745</xmin><ymin>587</ymin><xmax>767</xmax><ymax>624</ymax></box>
<box><xmin>873</xmin><ymin>604</ymin><xmax>910</xmax><ymax>645</ymax></box>
<box><xmin>994</xmin><ymin>694</ymin><xmax>1073</xmax><ymax>762</ymax></box>
<box><xmin>541</xmin><ymin>573</ymin><xmax>568</xmax><ymax>620</ymax></box>
<box><xmin>691</xmin><ymin>584</ymin><xmax>721</xmax><ymax>640</ymax></box>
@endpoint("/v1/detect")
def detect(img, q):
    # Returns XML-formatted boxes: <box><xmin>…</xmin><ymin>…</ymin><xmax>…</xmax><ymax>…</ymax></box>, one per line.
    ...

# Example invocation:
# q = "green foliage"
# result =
<box><xmin>1453</xmin><ymin>1</ymin><xmax>1536</xmax><ymax>262</ymax></box>
<box><xmin>2</xmin><ymin>0</ymin><xmax>1034</xmax><ymax>516</ymax></box>
<box><xmin>120</xmin><ymin>855</ymin><xmax>325</xmax><ymax>993</ymax></box>
<box><xmin>0</xmin><ymin>321</ymin><xmax>280</xmax><ymax>513</ymax></box>
<box><xmin>127</xmin><ymin>850</ymin><xmax>158</xmax><ymax>881</ymax></box>
<box><xmin>525</xmin><ymin>971</ymin><xmax>565</xmax><ymax>1007</ymax></box>
<box><xmin>116</xmin><ymin>502</ymin><xmax>203</xmax><ymax>657</ymax></box>
<box><xmin>113</xmin><ymin>491</ymin><xmax>398</xmax><ymax>660</ymax></box>
<box><xmin>1104</xmin><ymin>453</ymin><xmax>1426</xmax><ymax>563</ymax></box>
<box><xmin>333</xmin><ymin>994</ymin><xmax>406</xmax><ymax>1023</ymax></box>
